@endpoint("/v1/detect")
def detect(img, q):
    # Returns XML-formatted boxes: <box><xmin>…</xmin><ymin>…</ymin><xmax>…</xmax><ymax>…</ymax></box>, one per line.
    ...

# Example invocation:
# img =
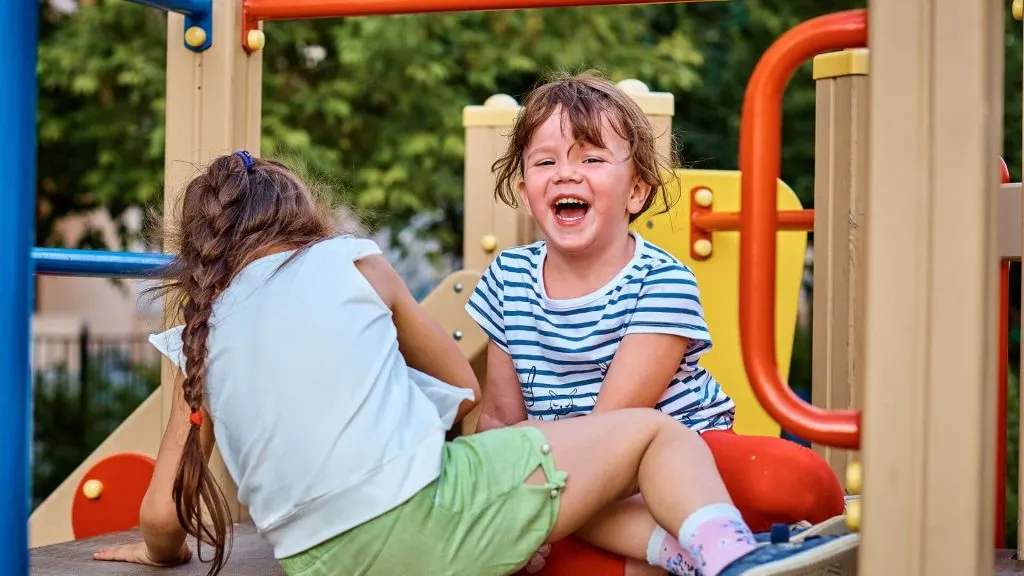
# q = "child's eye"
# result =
<box><xmin>535</xmin><ymin>159</ymin><xmax>554</xmax><ymax>166</ymax></box>
<box><xmin>583</xmin><ymin>157</ymin><xmax>604</xmax><ymax>164</ymax></box>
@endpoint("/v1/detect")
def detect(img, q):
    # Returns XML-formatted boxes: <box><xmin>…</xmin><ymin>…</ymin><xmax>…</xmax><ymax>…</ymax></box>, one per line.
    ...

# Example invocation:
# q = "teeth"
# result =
<box><xmin>555</xmin><ymin>198</ymin><xmax>587</xmax><ymax>206</ymax></box>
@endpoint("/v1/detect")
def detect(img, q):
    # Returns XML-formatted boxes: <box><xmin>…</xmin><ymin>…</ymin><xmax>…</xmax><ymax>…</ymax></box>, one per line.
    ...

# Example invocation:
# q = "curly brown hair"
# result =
<box><xmin>151</xmin><ymin>152</ymin><xmax>337</xmax><ymax>575</ymax></box>
<box><xmin>491</xmin><ymin>70</ymin><xmax>678</xmax><ymax>222</ymax></box>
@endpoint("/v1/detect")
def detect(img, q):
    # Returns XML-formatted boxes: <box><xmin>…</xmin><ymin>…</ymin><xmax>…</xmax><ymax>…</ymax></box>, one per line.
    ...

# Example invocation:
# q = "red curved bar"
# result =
<box><xmin>739</xmin><ymin>9</ymin><xmax>866</xmax><ymax>449</ymax></box>
<box><xmin>1000</xmin><ymin>156</ymin><xmax>1011</xmax><ymax>184</ymax></box>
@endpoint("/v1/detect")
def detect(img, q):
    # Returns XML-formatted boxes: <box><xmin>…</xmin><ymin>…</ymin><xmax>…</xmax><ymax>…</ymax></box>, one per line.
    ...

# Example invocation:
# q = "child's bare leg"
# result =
<box><xmin>626</xmin><ymin>558</ymin><xmax>666</xmax><ymax>575</ymax></box>
<box><xmin>515</xmin><ymin>408</ymin><xmax>755</xmax><ymax>576</ymax></box>
<box><xmin>574</xmin><ymin>494</ymin><xmax>656</xmax><ymax>559</ymax></box>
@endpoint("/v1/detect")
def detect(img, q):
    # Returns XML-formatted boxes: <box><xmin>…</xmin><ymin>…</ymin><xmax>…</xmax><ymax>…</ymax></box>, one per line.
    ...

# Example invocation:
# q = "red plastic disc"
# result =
<box><xmin>71</xmin><ymin>453</ymin><xmax>156</xmax><ymax>540</ymax></box>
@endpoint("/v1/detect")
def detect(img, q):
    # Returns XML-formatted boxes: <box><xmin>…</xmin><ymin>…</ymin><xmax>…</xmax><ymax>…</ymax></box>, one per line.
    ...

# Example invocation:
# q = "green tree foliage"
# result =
<box><xmin>36</xmin><ymin>1</ymin><xmax>1023</xmax><ymax>250</ymax></box>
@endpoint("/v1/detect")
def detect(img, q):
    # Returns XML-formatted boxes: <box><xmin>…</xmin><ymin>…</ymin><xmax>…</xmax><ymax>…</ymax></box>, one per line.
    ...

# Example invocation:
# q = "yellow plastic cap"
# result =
<box><xmin>82</xmin><ymin>479</ymin><xmax>103</xmax><ymax>500</ymax></box>
<box><xmin>247</xmin><ymin>29</ymin><xmax>266</xmax><ymax>52</ymax></box>
<box><xmin>184</xmin><ymin>26</ymin><xmax>207</xmax><ymax>48</ymax></box>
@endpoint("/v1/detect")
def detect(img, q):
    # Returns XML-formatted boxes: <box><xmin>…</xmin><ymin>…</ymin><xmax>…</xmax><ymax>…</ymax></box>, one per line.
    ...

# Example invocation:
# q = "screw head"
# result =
<box><xmin>453</xmin><ymin>330</ymin><xmax>463</xmax><ymax>341</ymax></box>
<box><xmin>481</xmin><ymin>235</ymin><xmax>498</xmax><ymax>253</ymax></box>
<box><xmin>453</xmin><ymin>283</ymin><xmax>464</xmax><ymax>293</ymax></box>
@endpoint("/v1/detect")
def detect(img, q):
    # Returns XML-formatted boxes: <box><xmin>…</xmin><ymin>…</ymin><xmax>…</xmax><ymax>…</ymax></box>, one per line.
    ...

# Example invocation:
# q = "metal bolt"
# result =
<box><xmin>454</xmin><ymin>283</ymin><xmax>463</xmax><ymax>293</ymax></box>
<box><xmin>453</xmin><ymin>330</ymin><xmax>463</xmax><ymax>341</ymax></box>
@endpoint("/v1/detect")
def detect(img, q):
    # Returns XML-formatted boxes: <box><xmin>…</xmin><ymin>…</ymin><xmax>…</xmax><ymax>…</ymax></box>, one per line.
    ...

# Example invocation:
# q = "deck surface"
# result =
<box><xmin>997</xmin><ymin>549</ymin><xmax>1024</xmax><ymax>575</ymax></box>
<box><xmin>31</xmin><ymin>522</ymin><xmax>282</xmax><ymax>575</ymax></box>
<box><xmin>30</xmin><ymin>525</ymin><xmax>1024</xmax><ymax>575</ymax></box>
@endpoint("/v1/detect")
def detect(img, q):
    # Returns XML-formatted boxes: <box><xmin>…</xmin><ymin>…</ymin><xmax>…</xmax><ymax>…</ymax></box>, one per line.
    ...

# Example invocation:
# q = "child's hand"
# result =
<box><xmin>525</xmin><ymin>544</ymin><xmax>551</xmax><ymax>573</ymax></box>
<box><xmin>93</xmin><ymin>540</ymin><xmax>192</xmax><ymax>566</ymax></box>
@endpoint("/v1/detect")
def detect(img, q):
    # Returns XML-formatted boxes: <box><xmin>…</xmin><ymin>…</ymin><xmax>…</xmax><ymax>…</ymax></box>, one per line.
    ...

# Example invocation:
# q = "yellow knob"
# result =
<box><xmin>247</xmin><ymin>29</ymin><xmax>266</xmax><ymax>52</ymax></box>
<box><xmin>845</xmin><ymin>498</ymin><xmax>860</xmax><ymax>532</ymax></box>
<box><xmin>184</xmin><ymin>26</ymin><xmax>207</xmax><ymax>48</ymax></box>
<box><xmin>693</xmin><ymin>187</ymin><xmax>713</xmax><ymax>208</ymax></box>
<box><xmin>82</xmin><ymin>479</ymin><xmax>103</xmax><ymax>500</ymax></box>
<box><xmin>846</xmin><ymin>461</ymin><xmax>862</xmax><ymax>495</ymax></box>
<box><xmin>481</xmin><ymin>234</ymin><xmax>498</xmax><ymax>253</ymax></box>
<box><xmin>1014</xmin><ymin>0</ymin><xmax>1023</xmax><ymax>20</ymax></box>
<box><xmin>693</xmin><ymin>239</ymin><xmax>712</xmax><ymax>258</ymax></box>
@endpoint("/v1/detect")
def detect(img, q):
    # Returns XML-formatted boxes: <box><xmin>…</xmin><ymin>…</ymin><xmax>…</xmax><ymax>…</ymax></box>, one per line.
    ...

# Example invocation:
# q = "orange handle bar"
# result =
<box><xmin>739</xmin><ymin>9</ymin><xmax>866</xmax><ymax>450</ymax></box>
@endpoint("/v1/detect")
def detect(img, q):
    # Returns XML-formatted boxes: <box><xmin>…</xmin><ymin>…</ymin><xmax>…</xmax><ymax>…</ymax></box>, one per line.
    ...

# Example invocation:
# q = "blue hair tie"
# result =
<box><xmin>233</xmin><ymin>150</ymin><xmax>254</xmax><ymax>173</ymax></box>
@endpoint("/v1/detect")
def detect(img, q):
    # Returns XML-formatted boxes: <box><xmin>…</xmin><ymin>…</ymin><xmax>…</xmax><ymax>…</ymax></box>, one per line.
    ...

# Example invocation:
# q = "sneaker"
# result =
<box><xmin>791</xmin><ymin>516</ymin><xmax>850</xmax><ymax>542</ymax></box>
<box><xmin>754</xmin><ymin>523</ymin><xmax>813</xmax><ymax>544</ymax></box>
<box><xmin>718</xmin><ymin>533</ymin><xmax>859</xmax><ymax>576</ymax></box>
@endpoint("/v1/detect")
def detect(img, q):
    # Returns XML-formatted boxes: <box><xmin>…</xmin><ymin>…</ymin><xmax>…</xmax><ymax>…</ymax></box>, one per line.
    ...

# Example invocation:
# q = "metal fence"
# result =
<box><xmin>30</xmin><ymin>330</ymin><xmax>161</xmax><ymax>508</ymax></box>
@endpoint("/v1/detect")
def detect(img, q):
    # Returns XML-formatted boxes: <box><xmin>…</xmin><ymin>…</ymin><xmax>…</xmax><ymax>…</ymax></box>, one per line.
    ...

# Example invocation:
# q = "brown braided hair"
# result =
<box><xmin>152</xmin><ymin>152</ymin><xmax>336</xmax><ymax>575</ymax></box>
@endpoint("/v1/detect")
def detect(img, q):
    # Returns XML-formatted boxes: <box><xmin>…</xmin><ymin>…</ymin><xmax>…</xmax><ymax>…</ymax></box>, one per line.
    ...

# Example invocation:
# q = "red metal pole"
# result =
<box><xmin>739</xmin><ymin>9</ymin><xmax>866</xmax><ymax>449</ymax></box>
<box><xmin>997</xmin><ymin>259</ymin><xmax>1009</xmax><ymax>549</ymax></box>
<box><xmin>245</xmin><ymin>0</ymin><xmax>690</xmax><ymax>20</ymax></box>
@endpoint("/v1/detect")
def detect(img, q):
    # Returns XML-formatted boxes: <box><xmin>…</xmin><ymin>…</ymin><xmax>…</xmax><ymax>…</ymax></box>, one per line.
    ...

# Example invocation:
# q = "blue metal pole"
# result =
<box><xmin>126</xmin><ymin>0</ymin><xmax>210</xmax><ymax>16</ymax></box>
<box><xmin>32</xmin><ymin>248</ymin><xmax>172</xmax><ymax>278</ymax></box>
<box><xmin>0</xmin><ymin>0</ymin><xmax>38</xmax><ymax>572</ymax></box>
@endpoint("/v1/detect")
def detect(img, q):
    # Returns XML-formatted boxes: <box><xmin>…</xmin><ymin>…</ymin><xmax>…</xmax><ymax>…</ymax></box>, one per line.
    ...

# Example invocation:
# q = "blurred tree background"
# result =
<box><xmin>33</xmin><ymin>0</ymin><xmax>1024</xmax><ymax>546</ymax></box>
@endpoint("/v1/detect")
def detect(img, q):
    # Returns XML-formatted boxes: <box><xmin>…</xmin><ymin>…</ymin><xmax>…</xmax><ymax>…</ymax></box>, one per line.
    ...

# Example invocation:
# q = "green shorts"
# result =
<box><xmin>278</xmin><ymin>426</ymin><xmax>567</xmax><ymax>576</ymax></box>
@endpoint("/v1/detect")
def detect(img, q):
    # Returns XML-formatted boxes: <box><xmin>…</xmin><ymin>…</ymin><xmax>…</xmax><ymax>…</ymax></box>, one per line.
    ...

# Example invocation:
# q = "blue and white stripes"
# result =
<box><xmin>465</xmin><ymin>233</ymin><xmax>735</xmax><ymax>432</ymax></box>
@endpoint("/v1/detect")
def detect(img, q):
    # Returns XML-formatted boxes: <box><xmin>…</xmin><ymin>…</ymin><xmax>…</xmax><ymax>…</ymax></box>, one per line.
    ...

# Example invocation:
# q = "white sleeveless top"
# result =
<box><xmin>149</xmin><ymin>236</ymin><xmax>474</xmax><ymax>558</ymax></box>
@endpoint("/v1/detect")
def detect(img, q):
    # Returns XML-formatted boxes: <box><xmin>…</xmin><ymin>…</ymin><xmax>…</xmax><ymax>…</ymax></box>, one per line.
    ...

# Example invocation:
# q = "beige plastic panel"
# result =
<box><xmin>860</xmin><ymin>0</ymin><xmax>1002</xmax><ymax>574</ymax></box>
<box><xmin>811</xmin><ymin>55</ymin><xmax>869</xmax><ymax>483</ymax></box>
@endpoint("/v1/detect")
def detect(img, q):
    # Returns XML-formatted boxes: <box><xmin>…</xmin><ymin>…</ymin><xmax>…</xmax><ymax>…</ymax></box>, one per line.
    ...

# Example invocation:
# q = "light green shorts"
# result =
<box><xmin>278</xmin><ymin>426</ymin><xmax>567</xmax><ymax>576</ymax></box>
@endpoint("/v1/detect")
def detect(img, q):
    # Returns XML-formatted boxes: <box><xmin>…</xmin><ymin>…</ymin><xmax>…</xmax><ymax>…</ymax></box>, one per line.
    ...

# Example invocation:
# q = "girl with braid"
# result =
<box><xmin>92</xmin><ymin>151</ymin><xmax>856</xmax><ymax>576</ymax></box>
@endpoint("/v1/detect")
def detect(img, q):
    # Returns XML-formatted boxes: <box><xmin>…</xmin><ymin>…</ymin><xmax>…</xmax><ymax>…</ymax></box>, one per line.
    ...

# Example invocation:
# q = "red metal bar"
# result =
<box><xmin>693</xmin><ymin>209</ymin><xmax>813</xmax><ymax>232</ymax></box>
<box><xmin>245</xmin><ymin>0</ymin><xmax>689</xmax><ymax>20</ymax></box>
<box><xmin>242</xmin><ymin>0</ymin><xmax>705</xmax><ymax>50</ymax></box>
<box><xmin>996</xmin><ymin>259</ymin><xmax>1010</xmax><ymax>549</ymax></box>
<box><xmin>739</xmin><ymin>9</ymin><xmax>866</xmax><ymax>450</ymax></box>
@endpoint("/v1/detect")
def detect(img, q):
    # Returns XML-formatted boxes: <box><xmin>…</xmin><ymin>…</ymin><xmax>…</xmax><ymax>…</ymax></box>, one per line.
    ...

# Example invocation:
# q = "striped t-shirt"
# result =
<box><xmin>465</xmin><ymin>231</ymin><xmax>735</xmax><ymax>433</ymax></box>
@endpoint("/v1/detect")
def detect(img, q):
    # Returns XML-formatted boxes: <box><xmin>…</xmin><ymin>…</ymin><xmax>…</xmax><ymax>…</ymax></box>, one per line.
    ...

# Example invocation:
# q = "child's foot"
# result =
<box><xmin>717</xmin><ymin>533</ymin><xmax>859</xmax><ymax>576</ymax></box>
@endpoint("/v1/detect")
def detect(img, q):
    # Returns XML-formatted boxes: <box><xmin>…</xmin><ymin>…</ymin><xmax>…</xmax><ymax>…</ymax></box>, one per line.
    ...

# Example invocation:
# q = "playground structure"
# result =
<box><xmin>1</xmin><ymin>0</ymin><xmax>1018</xmax><ymax>575</ymax></box>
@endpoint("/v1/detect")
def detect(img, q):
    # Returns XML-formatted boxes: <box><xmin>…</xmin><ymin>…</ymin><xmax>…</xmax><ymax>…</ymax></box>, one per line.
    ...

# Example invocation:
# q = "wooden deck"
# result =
<box><xmin>29</xmin><ymin>524</ymin><xmax>1024</xmax><ymax>575</ymax></box>
<box><xmin>31</xmin><ymin>523</ymin><xmax>282</xmax><ymax>575</ymax></box>
<box><xmin>996</xmin><ymin>549</ymin><xmax>1024</xmax><ymax>576</ymax></box>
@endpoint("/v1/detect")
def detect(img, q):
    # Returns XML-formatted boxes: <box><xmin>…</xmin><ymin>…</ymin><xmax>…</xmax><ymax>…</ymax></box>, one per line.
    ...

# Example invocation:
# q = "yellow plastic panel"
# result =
<box><xmin>631</xmin><ymin>169</ymin><xmax>808</xmax><ymax>437</ymax></box>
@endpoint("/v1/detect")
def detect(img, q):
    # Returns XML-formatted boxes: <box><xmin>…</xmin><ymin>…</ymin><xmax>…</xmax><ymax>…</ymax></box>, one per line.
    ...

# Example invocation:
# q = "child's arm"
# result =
<box><xmin>476</xmin><ymin>340</ymin><xmax>528</xmax><ymax>432</ymax></box>
<box><xmin>94</xmin><ymin>370</ymin><xmax>214</xmax><ymax>565</ymax></box>
<box><xmin>592</xmin><ymin>333</ymin><xmax>689</xmax><ymax>412</ymax></box>
<box><xmin>592</xmin><ymin>260</ymin><xmax>709</xmax><ymax>414</ymax></box>
<box><xmin>356</xmin><ymin>254</ymin><xmax>481</xmax><ymax>422</ymax></box>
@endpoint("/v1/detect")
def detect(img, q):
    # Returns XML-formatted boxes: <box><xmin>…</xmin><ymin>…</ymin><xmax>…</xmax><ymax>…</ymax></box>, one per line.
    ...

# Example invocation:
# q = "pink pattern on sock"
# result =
<box><xmin>652</xmin><ymin>532</ymin><xmax>699</xmax><ymax>576</ymax></box>
<box><xmin>685</xmin><ymin>516</ymin><xmax>757</xmax><ymax>576</ymax></box>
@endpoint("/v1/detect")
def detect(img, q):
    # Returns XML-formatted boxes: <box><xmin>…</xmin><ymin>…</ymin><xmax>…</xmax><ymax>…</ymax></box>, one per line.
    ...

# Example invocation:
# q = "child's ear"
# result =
<box><xmin>517</xmin><ymin>178</ymin><xmax>531</xmax><ymax>211</ymax></box>
<box><xmin>627</xmin><ymin>177</ymin><xmax>651</xmax><ymax>216</ymax></box>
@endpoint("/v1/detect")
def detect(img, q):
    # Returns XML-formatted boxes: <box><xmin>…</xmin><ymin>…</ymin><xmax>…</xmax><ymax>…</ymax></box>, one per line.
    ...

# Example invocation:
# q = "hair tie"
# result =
<box><xmin>189</xmin><ymin>409</ymin><xmax>203</xmax><ymax>427</ymax></box>
<box><xmin>233</xmin><ymin>150</ymin><xmax>254</xmax><ymax>173</ymax></box>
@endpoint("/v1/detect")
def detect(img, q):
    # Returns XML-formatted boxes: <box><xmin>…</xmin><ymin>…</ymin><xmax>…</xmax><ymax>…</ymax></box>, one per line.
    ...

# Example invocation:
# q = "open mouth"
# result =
<box><xmin>552</xmin><ymin>197</ymin><xmax>590</xmax><ymax>224</ymax></box>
